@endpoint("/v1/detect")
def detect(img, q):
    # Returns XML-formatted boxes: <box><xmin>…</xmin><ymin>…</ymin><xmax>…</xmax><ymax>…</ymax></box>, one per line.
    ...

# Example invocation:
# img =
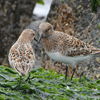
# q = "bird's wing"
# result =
<box><xmin>8</xmin><ymin>43</ymin><xmax>35</xmax><ymax>76</ymax></box>
<box><xmin>58</xmin><ymin>33</ymin><xmax>100</xmax><ymax>57</ymax></box>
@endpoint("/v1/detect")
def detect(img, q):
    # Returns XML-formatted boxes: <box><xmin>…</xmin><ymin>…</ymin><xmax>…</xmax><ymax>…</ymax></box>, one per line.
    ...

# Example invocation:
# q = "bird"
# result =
<box><xmin>8</xmin><ymin>29</ymin><xmax>36</xmax><ymax>83</ymax></box>
<box><xmin>37</xmin><ymin>22</ymin><xmax>100</xmax><ymax>80</ymax></box>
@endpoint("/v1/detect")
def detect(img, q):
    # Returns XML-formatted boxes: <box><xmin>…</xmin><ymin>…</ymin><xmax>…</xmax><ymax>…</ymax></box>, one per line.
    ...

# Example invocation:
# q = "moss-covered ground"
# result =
<box><xmin>0</xmin><ymin>65</ymin><xmax>100</xmax><ymax>100</ymax></box>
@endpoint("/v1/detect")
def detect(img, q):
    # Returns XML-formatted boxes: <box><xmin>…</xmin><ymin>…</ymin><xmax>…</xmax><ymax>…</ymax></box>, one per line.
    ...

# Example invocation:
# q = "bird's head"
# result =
<box><xmin>38</xmin><ymin>22</ymin><xmax>54</xmax><ymax>43</ymax></box>
<box><xmin>18</xmin><ymin>29</ymin><xmax>36</xmax><ymax>43</ymax></box>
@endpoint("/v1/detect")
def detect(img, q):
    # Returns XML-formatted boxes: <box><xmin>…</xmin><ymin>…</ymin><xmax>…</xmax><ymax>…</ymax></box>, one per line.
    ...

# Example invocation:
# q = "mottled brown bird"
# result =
<box><xmin>38</xmin><ymin>22</ymin><xmax>100</xmax><ymax>80</ymax></box>
<box><xmin>8</xmin><ymin>29</ymin><xmax>36</xmax><ymax>83</ymax></box>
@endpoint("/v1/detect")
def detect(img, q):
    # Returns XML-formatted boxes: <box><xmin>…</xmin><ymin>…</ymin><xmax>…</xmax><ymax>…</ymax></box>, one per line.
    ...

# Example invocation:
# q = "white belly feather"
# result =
<box><xmin>46</xmin><ymin>51</ymin><xmax>93</xmax><ymax>66</ymax></box>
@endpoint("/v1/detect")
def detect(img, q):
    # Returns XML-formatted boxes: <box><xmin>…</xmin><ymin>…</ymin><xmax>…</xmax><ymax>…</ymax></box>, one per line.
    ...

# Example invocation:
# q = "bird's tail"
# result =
<box><xmin>92</xmin><ymin>50</ymin><xmax>100</xmax><ymax>55</ymax></box>
<box><xmin>15</xmin><ymin>66</ymin><xmax>27</xmax><ymax>76</ymax></box>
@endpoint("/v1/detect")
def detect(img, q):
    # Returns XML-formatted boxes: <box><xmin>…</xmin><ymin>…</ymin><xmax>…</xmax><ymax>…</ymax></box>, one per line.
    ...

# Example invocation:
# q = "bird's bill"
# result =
<box><xmin>34</xmin><ymin>38</ymin><xmax>38</xmax><ymax>42</ymax></box>
<box><xmin>37</xmin><ymin>33</ymin><xmax>43</xmax><ymax>44</ymax></box>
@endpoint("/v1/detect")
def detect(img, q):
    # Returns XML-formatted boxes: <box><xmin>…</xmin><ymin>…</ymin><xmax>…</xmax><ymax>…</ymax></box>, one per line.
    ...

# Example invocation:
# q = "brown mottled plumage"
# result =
<box><xmin>8</xmin><ymin>29</ymin><xmax>36</xmax><ymax>83</ymax></box>
<box><xmin>38</xmin><ymin>22</ymin><xmax>100</xmax><ymax>80</ymax></box>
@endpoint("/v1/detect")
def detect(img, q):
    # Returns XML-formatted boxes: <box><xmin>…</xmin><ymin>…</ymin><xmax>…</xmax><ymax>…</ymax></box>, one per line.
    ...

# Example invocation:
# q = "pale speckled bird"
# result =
<box><xmin>8</xmin><ymin>29</ymin><xmax>36</xmax><ymax>83</ymax></box>
<box><xmin>38</xmin><ymin>22</ymin><xmax>100</xmax><ymax>80</ymax></box>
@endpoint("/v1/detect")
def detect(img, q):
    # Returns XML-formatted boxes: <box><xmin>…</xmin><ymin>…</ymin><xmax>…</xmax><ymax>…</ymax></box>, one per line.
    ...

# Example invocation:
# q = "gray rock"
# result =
<box><xmin>46</xmin><ymin>0</ymin><xmax>100</xmax><ymax>80</ymax></box>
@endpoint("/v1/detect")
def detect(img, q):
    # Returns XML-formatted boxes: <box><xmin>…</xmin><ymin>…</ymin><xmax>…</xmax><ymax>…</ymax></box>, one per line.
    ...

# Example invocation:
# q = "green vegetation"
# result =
<box><xmin>37</xmin><ymin>0</ymin><xmax>44</xmax><ymax>5</ymax></box>
<box><xmin>0</xmin><ymin>65</ymin><xmax>100</xmax><ymax>100</ymax></box>
<box><xmin>97</xmin><ymin>0</ymin><xmax>100</xmax><ymax>6</ymax></box>
<box><xmin>92</xmin><ymin>0</ymin><xmax>100</xmax><ymax>12</ymax></box>
<box><xmin>98</xmin><ymin>23</ymin><xmax>100</xmax><ymax>30</ymax></box>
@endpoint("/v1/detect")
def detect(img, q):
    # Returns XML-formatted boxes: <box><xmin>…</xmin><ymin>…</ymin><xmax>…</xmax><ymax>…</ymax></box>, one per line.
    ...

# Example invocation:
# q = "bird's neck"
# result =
<box><xmin>41</xmin><ymin>33</ymin><xmax>58</xmax><ymax>52</ymax></box>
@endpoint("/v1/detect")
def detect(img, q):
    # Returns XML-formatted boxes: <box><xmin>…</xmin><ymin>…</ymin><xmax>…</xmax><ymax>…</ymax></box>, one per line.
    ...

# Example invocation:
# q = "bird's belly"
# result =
<box><xmin>46</xmin><ymin>51</ymin><xmax>93</xmax><ymax>66</ymax></box>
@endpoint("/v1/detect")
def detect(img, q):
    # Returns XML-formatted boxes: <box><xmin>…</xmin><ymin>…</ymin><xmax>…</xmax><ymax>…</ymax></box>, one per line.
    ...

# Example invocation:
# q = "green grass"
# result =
<box><xmin>0</xmin><ymin>65</ymin><xmax>100</xmax><ymax>100</ymax></box>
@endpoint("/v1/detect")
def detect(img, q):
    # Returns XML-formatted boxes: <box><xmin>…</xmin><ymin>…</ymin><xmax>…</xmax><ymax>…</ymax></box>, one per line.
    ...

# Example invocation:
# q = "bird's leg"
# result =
<box><xmin>71</xmin><ymin>66</ymin><xmax>76</xmax><ymax>80</ymax></box>
<box><xmin>80</xmin><ymin>71</ymin><xmax>86</xmax><ymax>79</ymax></box>
<box><xmin>65</xmin><ymin>65</ymin><xmax>68</xmax><ymax>80</ymax></box>
<box><xmin>15</xmin><ymin>76</ymin><xmax>22</xmax><ymax>89</ymax></box>
<box><xmin>18</xmin><ymin>76</ymin><xmax>22</xmax><ymax>84</ymax></box>
<box><xmin>25</xmin><ymin>72</ymin><xmax>31</xmax><ymax>82</ymax></box>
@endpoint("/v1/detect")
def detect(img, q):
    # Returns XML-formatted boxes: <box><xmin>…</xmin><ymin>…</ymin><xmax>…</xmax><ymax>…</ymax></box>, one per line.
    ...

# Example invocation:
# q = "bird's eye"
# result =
<box><xmin>47</xmin><ymin>28</ymin><xmax>50</xmax><ymax>31</ymax></box>
<box><xmin>32</xmin><ymin>33</ymin><xmax>35</xmax><ymax>35</ymax></box>
<box><xmin>46</xmin><ymin>28</ymin><xmax>50</xmax><ymax>32</ymax></box>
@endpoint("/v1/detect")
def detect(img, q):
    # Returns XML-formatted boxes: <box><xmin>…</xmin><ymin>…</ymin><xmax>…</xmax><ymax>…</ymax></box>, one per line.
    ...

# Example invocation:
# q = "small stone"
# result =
<box><xmin>96</xmin><ymin>58</ymin><xmax>100</xmax><ymax>63</ymax></box>
<box><xmin>96</xmin><ymin>74</ymin><xmax>100</xmax><ymax>78</ymax></box>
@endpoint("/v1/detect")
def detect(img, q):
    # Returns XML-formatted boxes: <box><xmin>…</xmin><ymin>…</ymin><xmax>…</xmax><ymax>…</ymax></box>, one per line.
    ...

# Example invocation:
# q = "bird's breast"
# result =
<box><xmin>46</xmin><ymin>51</ymin><xmax>93</xmax><ymax>66</ymax></box>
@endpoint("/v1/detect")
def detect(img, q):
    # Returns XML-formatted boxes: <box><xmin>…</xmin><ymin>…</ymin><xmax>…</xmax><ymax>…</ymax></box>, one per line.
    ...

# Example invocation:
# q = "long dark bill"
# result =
<box><xmin>37</xmin><ymin>33</ymin><xmax>43</xmax><ymax>44</ymax></box>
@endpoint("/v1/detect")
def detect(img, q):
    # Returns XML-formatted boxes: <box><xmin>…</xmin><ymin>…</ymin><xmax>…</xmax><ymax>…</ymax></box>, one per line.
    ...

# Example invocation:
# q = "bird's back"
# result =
<box><xmin>42</xmin><ymin>31</ymin><xmax>100</xmax><ymax>66</ymax></box>
<box><xmin>42</xmin><ymin>31</ymin><xmax>100</xmax><ymax>57</ymax></box>
<box><xmin>9</xmin><ymin>42</ymin><xmax>35</xmax><ymax>76</ymax></box>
